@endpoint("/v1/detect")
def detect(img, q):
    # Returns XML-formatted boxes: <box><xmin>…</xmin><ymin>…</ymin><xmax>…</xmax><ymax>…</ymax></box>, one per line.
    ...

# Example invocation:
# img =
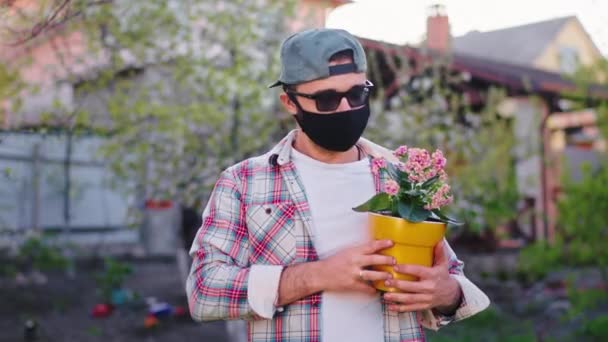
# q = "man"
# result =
<box><xmin>186</xmin><ymin>28</ymin><xmax>490</xmax><ymax>342</ymax></box>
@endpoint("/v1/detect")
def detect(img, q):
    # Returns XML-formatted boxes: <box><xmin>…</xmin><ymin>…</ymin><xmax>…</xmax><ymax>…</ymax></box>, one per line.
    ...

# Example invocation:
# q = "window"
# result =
<box><xmin>559</xmin><ymin>46</ymin><xmax>580</xmax><ymax>74</ymax></box>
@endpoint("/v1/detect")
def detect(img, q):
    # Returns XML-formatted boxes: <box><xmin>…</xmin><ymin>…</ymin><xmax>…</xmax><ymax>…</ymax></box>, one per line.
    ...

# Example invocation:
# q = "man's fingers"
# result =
<box><xmin>359</xmin><ymin>270</ymin><xmax>392</xmax><ymax>282</ymax></box>
<box><xmin>360</xmin><ymin>239</ymin><xmax>393</xmax><ymax>254</ymax></box>
<box><xmin>361</xmin><ymin>254</ymin><xmax>395</xmax><ymax>267</ymax></box>
<box><xmin>387</xmin><ymin>303</ymin><xmax>430</xmax><ymax>312</ymax></box>
<box><xmin>433</xmin><ymin>239</ymin><xmax>448</xmax><ymax>266</ymax></box>
<box><xmin>384</xmin><ymin>279</ymin><xmax>434</xmax><ymax>293</ymax></box>
<box><xmin>354</xmin><ymin>282</ymin><xmax>378</xmax><ymax>295</ymax></box>
<box><xmin>383</xmin><ymin>292</ymin><xmax>433</xmax><ymax>306</ymax></box>
<box><xmin>384</xmin><ymin>292</ymin><xmax>433</xmax><ymax>312</ymax></box>
<box><xmin>394</xmin><ymin>264</ymin><xmax>433</xmax><ymax>279</ymax></box>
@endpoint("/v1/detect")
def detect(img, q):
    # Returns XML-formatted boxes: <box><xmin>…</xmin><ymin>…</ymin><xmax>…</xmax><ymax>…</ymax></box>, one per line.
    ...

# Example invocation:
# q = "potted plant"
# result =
<box><xmin>353</xmin><ymin>145</ymin><xmax>462</xmax><ymax>292</ymax></box>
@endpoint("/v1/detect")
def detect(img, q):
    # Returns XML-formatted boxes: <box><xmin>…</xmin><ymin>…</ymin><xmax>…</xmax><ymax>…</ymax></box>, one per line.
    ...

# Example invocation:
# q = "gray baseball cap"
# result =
<box><xmin>269</xmin><ymin>28</ymin><xmax>367</xmax><ymax>88</ymax></box>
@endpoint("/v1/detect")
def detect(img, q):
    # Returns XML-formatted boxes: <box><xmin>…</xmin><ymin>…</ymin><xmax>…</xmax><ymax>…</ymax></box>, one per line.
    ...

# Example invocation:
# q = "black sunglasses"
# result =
<box><xmin>285</xmin><ymin>80</ymin><xmax>374</xmax><ymax>112</ymax></box>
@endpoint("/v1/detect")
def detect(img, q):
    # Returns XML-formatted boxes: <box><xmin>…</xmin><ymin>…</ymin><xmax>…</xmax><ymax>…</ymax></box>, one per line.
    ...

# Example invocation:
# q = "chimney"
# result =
<box><xmin>426</xmin><ymin>4</ymin><xmax>450</xmax><ymax>53</ymax></box>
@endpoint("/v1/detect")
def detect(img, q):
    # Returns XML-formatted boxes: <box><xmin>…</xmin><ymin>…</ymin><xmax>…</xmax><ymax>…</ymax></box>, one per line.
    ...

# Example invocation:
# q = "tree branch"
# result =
<box><xmin>3</xmin><ymin>0</ymin><xmax>114</xmax><ymax>46</ymax></box>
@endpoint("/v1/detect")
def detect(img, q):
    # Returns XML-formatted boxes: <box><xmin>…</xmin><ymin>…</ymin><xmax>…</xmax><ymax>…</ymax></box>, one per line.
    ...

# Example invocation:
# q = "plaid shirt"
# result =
<box><xmin>187</xmin><ymin>130</ymin><xmax>490</xmax><ymax>341</ymax></box>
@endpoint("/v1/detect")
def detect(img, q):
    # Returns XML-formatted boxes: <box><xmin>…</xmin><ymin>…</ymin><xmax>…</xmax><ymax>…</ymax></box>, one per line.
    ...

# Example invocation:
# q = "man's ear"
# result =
<box><xmin>279</xmin><ymin>92</ymin><xmax>298</xmax><ymax>115</ymax></box>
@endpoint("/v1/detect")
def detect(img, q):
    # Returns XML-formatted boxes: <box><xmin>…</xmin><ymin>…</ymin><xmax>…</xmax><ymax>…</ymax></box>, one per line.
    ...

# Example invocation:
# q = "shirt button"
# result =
<box><xmin>277</xmin><ymin>306</ymin><xmax>285</xmax><ymax>313</ymax></box>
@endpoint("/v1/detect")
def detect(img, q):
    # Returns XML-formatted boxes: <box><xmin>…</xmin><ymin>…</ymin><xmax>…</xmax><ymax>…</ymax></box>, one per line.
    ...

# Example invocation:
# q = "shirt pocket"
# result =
<box><xmin>246</xmin><ymin>202</ymin><xmax>297</xmax><ymax>265</ymax></box>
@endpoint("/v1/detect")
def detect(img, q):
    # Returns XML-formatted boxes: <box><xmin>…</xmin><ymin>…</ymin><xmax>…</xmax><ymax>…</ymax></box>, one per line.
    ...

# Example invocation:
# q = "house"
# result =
<box><xmin>358</xmin><ymin>5</ymin><xmax>607</xmax><ymax>244</ymax></box>
<box><xmin>290</xmin><ymin>0</ymin><xmax>352</xmax><ymax>32</ymax></box>
<box><xmin>452</xmin><ymin>16</ymin><xmax>603</xmax><ymax>74</ymax></box>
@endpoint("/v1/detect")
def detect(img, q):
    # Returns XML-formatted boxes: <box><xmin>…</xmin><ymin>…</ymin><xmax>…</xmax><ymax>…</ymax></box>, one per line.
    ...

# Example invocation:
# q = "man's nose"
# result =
<box><xmin>335</xmin><ymin>96</ymin><xmax>351</xmax><ymax>112</ymax></box>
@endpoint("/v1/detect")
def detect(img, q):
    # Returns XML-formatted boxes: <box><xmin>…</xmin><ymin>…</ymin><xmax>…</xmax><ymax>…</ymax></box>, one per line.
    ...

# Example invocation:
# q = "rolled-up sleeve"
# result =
<box><xmin>186</xmin><ymin>168</ymin><xmax>257</xmax><ymax>322</ymax></box>
<box><xmin>418</xmin><ymin>239</ymin><xmax>491</xmax><ymax>331</ymax></box>
<box><xmin>248</xmin><ymin>264</ymin><xmax>284</xmax><ymax>319</ymax></box>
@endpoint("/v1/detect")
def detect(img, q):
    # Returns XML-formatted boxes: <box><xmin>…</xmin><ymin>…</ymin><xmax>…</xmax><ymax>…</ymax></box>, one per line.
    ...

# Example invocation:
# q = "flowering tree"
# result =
<box><xmin>1</xmin><ymin>0</ymin><xmax>296</xmax><ymax>213</ymax></box>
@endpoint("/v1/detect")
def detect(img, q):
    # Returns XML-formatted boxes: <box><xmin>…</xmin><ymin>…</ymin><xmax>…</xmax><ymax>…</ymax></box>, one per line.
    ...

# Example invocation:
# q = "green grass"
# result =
<box><xmin>579</xmin><ymin>315</ymin><xmax>608</xmax><ymax>341</ymax></box>
<box><xmin>426</xmin><ymin>307</ymin><xmax>537</xmax><ymax>342</ymax></box>
<box><xmin>424</xmin><ymin>289</ymin><xmax>608</xmax><ymax>342</ymax></box>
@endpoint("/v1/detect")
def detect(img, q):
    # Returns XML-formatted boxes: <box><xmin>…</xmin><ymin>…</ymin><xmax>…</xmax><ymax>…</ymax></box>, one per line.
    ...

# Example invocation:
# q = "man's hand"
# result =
<box><xmin>318</xmin><ymin>239</ymin><xmax>395</xmax><ymax>295</ymax></box>
<box><xmin>276</xmin><ymin>239</ymin><xmax>394</xmax><ymax>307</ymax></box>
<box><xmin>382</xmin><ymin>240</ymin><xmax>462</xmax><ymax>313</ymax></box>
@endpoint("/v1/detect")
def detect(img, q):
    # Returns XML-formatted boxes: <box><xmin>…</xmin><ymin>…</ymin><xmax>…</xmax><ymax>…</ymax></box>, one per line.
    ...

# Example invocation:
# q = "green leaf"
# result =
<box><xmin>353</xmin><ymin>193</ymin><xmax>392</xmax><ymax>213</ymax></box>
<box><xmin>397</xmin><ymin>200</ymin><xmax>430</xmax><ymax>223</ymax></box>
<box><xmin>387</xmin><ymin>163</ymin><xmax>413</xmax><ymax>188</ymax></box>
<box><xmin>387</xmin><ymin>163</ymin><xmax>404</xmax><ymax>180</ymax></box>
<box><xmin>390</xmin><ymin>199</ymin><xmax>398</xmax><ymax>216</ymax></box>
<box><xmin>400</xmin><ymin>178</ymin><xmax>412</xmax><ymax>189</ymax></box>
<box><xmin>429</xmin><ymin>211</ymin><xmax>442</xmax><ymax>221</ymax></box>
<box><xmin>403</xmin><ymin>189</ymin><xmax>423</xmax><ymax>196</ymax></box>
<box><xmin>397</xmin><ymin>200</ymin><xmax>412</xmax><ymax>218</ymax></box>
<box><xmin>421</xmin><ymin>174</ymin><xmax>440</xmax><ymax>188</ymax></box>
<box><xmin>432</xmin><ymin>209</ymin><xmax>464</xmax><ymax>226</ymax></box>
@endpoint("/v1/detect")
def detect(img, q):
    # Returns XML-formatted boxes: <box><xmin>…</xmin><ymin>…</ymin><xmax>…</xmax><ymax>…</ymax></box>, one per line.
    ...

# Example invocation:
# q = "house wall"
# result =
<box><xmin>509</xmin><ymin>97</ymin><xmax>553</xmax><ymax>240</ymax></box>
<box><xmin>2</xmin><ymin>28</ymin><xmax>106</xmax><ymax>128</ymax></box>
<box><xmin>289</xmin><ymin>0</ymin><xmax>347</xmax><ymax>32</ymax></box>
<box><xmin>512</xmin><ymin>99</ymin><xmax>542</xmax><ymax>195</ymax></box>
<box><xmin>0</xmin><ymin>133</ymin><xmax>133</xmax><ymax>233</ymax></box>
<box><xmin>534</xmin><ymin>18</ymin><xmax>603</xmax><ymax>73</ymax></box>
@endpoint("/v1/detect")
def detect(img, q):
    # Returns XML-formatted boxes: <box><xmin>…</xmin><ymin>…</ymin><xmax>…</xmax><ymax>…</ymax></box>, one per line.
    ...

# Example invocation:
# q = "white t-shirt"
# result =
<box><xmin>290</xmin><ymin>147</ymin><xmax>384</xmax><ymax>342</ymax></box>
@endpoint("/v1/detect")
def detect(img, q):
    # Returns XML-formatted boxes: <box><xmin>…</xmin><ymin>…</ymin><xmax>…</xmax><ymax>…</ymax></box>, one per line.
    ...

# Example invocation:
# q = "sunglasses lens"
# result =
<box><xmin>312</xmin><ymin>83</ymin><xmax>372</xmax><ymax>112</ymax></box>
<box><xmin>315</xmin><ymin>91</ymin><xmax>342</xmax><ymax>112</ymax></box>
<box><xmin>346</xmin><ymin>86</ymin><xmax>369</xmax><ymax>107</ymax></box>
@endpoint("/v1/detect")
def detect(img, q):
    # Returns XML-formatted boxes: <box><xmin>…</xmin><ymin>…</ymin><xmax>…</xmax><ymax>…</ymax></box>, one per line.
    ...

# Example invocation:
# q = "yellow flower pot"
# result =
<box><xmin>368</xmin><ymin>212</ymin><xmax>446</xmax><ymax>292</ymax></box>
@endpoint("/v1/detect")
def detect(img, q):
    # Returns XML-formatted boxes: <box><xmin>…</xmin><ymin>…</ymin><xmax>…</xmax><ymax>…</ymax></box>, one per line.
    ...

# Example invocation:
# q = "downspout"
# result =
<box><xmin>539</xmin><ymin>102</ymin><xmax>550</xmax><ymax>242</ymax></box>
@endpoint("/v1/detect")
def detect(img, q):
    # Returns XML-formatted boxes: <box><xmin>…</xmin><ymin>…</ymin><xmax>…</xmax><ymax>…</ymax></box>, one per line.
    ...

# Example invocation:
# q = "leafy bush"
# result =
<box><xmin>15</xmin><ymin>235</ymin><xmax>68</xmax><ymax>273</ymax></box>
<box><xmin>518</xmin><ymin>162</ymin><xmax>608</xmax><ymax>282</ymax></box>
<box><xmin>0</xmin><ymin>246</ymin><xmax>17</xmax><ymax>276</ymax></box>
<box><xmin>566</xmin><ymin>278</ymin><xmax>608</xmax><ymax>319</ymax></box>
<box><xmin>580</xmin><ymin>315</ymin><xmax>608</xmax><ymax>340</ymax></box>
<box><xmin>95</xmin><ymin>258</ymin><xmax>133</xmax><ymax>303</ymax></box>
<box><xmin>518</xmin><ymin>240</ymin><xmax>564</xmax><ymax>282</ymax></box>
<box><xmin>556</xmin><ymin>162</ymin><xmax>608</xmax><ymax>278</ymax></box>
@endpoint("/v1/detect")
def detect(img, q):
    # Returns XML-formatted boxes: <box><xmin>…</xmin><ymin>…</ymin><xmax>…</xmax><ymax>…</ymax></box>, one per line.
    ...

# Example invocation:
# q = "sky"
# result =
<box><xmin>326</xmin><ymin>0</ymin><xmax>608</xmax><ymax>56</ymax></box>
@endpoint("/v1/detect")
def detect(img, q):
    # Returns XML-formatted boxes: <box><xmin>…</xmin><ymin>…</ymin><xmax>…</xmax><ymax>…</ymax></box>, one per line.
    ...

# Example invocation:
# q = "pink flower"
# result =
<box><xmin>393</xmin><ymin>145</ymin><xmax>408</xmax><ymax>158</ymax></box>
<box><xmin>406</xmin><ymin>148</ymin><xmax>432</xmax><ymax>169</ymax></box>
<box><xmin>404</xmin><ymin>148</ymin><xmax>432</xmax><ymax>182</ymax></box>
<box><xmin>384</xmin><ymin>179</ymin><xmax>400</xmax><ymax>196</ymax></box>
<box><xmin>424</xmin><ymin>183</ymin><xmax>453</xmax><ymax>210</ymax></box>
<box><xmin>408</xmin><ymin>173</ymin><xmax>424</xmax><ymax>183</ymax></box>
<box><xmin>432</xmin><ymin>150</ymin><xmax>447</xmax><ymax>171</ymax></box>
<box><xmin>371</xmin><ymin>157</ymin><xmax>387</xmax><ymax>174</ymax></box>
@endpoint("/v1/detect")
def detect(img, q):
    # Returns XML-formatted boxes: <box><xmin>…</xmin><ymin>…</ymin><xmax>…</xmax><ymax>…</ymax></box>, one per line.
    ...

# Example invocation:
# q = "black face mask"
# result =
<box><xmin>293</xmin><ymin>102</ymin><xmax>370</xmax><ymax>152</ymax></box>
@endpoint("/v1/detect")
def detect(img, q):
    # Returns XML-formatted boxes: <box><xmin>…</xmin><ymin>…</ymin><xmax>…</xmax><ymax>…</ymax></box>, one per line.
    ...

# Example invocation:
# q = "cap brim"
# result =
<box><xmin>268</xmin><ymin>80</ymin><xmax>283</xmax><ymax>88</ymax></box>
